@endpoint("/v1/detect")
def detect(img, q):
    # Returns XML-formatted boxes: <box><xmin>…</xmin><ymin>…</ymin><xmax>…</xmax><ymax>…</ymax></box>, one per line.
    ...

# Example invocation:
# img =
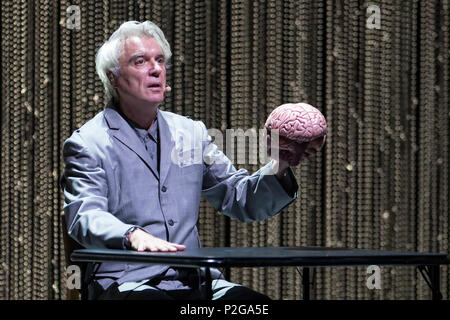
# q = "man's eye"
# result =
<box><xmin>135</xmin><ymin>58</ymin><xmax>144</xmax><ymax>65</ymax></box>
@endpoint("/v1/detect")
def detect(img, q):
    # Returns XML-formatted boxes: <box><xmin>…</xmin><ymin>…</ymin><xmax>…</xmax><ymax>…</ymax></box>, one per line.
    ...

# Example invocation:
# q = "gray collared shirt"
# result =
<box><xmin>125</xmin><ymin>116</ymin><xmax>159</xmax><ymax>176</ymax></box>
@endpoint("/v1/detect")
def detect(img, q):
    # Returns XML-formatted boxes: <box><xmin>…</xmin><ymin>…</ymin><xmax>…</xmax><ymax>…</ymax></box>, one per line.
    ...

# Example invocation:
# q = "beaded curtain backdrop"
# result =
<box><xmin>0</xmin><ymin>0</ymin><xmax>448</xmax><ymax>300</ymax></box>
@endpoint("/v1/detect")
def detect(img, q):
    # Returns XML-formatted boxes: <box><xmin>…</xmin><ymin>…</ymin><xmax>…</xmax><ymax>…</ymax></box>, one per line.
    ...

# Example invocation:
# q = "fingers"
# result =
<box><xmin>130</xmin><ymin>231</ymin><xmax>186</xmax><ymax>253</ymax></box>
<box><xmin>272</xmin><ymin>137</ymin><xmax>325</xmax><ymax>167</ymax></box>
<box><xmin>146</xmin><ymin>241</ymin><xmax>185</xmax><ymax>253</ymax></box>
<box><xmin>173</xmin><ymin>243</ymin><xmax>187</xmax><ymax>251</ymax></box>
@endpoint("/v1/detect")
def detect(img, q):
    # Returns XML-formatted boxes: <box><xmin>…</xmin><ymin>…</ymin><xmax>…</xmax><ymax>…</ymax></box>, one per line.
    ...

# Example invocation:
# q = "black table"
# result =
<box><xmin>71</xmin><ymin>246</ymin><xmax>449</xmax><ymax>300</ymax></box>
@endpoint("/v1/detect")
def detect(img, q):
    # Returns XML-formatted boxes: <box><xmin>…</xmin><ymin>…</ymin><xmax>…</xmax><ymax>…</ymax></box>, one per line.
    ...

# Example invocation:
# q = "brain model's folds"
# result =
<box><xmin>265</xmin><ymin>103</ymin><xmax>327</xmax><ymax>148</ymax></box>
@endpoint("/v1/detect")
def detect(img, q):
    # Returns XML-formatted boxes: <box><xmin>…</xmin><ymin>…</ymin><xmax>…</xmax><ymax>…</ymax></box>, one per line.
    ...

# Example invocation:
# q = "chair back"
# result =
<box><xmin>61</xmin><ymin>212</ymin><xmax>84</xmax><ymax>300</ymax></box>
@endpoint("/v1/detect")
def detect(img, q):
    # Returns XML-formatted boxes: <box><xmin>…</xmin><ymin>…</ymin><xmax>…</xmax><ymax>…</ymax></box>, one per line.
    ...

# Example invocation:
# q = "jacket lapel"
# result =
<box><xmin>103</xmin><ymin>105</ymin><xmax>159</xmax><ymax>180</ymax></box>
<box><xmin>157</xmin><ymin>109</ymin><xmax>175</xmax><ymax>186</ymax></box>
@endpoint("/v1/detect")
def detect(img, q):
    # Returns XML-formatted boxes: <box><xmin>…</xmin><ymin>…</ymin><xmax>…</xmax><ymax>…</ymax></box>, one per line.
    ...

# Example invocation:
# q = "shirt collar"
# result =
<box><xmin>112</xmin><ymin>100</ymin><xmax>158</xmax><ymax>143</ymax></box>
<box><xmin>131</xmin><ymin>117</ymin><xmax>158</xmax><ymax>143</ymax></box>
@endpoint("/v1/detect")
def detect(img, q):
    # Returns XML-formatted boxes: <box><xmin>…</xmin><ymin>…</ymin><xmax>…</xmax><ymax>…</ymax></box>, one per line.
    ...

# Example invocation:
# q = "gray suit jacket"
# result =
<box><xmin>61</xmin><ymin>102</ymin><xmax>298</xmax><ymax>291</ymax></box>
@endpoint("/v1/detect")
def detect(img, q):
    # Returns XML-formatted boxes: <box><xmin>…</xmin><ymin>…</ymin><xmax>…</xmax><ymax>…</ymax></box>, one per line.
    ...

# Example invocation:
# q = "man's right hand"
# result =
<box><xmin>128</xmin><ymin>228</ymin><xmax>186</xmax><ymax>252</ymax></box>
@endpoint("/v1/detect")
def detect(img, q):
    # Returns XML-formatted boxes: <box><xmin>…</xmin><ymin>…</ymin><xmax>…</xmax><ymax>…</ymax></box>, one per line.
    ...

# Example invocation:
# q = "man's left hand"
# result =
<box><xmin>269</xmin><ymin>135</ymin><xmax>326</xmax><ymax>179</ymax></box>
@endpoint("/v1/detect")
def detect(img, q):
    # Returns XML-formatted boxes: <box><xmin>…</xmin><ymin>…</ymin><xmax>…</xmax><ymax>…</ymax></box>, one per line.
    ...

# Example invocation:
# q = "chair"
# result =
<box><xmin>61</xmin><ymin>212</ymin><xmax>85</xmax><ymax>300</ymax></box>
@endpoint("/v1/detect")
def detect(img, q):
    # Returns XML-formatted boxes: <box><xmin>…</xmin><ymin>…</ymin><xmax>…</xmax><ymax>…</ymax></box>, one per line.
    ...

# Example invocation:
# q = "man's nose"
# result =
<box><xmin>149</xmin><ymin>60</ymin><xmax>162</xmax><ymax>76</ymax></box>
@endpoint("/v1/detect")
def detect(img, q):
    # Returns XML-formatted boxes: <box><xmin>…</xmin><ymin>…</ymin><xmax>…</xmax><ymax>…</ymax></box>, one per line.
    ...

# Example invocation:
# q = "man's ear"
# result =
<box><xmin>107</xmin><ymin>71</ymin><xmax>115</xmax><ymax>87</ymax></box>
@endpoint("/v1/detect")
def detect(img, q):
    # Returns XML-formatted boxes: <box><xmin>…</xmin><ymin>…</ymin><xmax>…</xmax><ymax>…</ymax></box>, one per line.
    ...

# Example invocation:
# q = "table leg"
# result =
<box><xmin>429</xmin><ymin>265</ymin><xmax>441</xmax><ymax>301</ymax></box>
<box><xmin>205</xmin><ymin>267</ymin><xmax>213</xmax><ymax>300</ymax></box>
<box><xmin>302</xmin><ymin>267</ymin><xmax>310</xmax><ymax>300</ymax></box>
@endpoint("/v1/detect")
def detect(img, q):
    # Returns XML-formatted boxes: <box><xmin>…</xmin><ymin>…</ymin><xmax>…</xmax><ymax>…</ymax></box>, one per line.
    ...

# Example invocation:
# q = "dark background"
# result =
<box><xmin>0</xmin><ymin>0</ymin><xmax>448</xmax><ymax>299</ymax></box>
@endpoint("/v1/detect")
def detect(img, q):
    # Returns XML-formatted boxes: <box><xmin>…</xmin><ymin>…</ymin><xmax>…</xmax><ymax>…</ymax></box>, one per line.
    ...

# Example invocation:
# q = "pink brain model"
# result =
<box><xmin>265</xmin><ymin>103</ymin><xmax>327</xmax><ymax>147</ymax></box>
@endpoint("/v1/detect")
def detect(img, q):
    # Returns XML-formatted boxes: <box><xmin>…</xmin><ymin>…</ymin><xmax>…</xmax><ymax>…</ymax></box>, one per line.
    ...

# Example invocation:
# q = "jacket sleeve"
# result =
<box><xmin>199</xmin><ymin>121</ymin><xmax>298</xmax><ymax>222</ymax></box>
<box><xmin>60</xmin><ymin>131</ymin><xmax>138</xmax><ymax>249</ymax></box>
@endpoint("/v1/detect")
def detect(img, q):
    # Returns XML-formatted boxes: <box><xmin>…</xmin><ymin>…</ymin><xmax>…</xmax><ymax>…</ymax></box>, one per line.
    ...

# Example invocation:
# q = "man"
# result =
<box><xmin>61</xmin><ymin>21</ymin><xmax>319</xmax><ymax>300</ymax></box>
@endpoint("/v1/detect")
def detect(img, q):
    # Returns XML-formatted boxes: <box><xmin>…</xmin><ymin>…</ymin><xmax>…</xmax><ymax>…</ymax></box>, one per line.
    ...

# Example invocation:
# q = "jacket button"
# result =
<box><xmin>168</xmin><ymin>219</ymin><xmax>174</xmax><ymax>226</ymax></box>
<box><xmin>161</xmin><ymin>186</ymin><xmax>167</xmax><ymax>192</ymax></box>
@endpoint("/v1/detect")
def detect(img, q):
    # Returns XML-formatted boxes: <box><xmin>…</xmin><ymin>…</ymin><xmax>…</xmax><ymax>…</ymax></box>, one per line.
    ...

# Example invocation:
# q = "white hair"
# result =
<box><xmin>95</xmin><ymin>21</ymin><xmax>172</xmax><ymax>100</ymax></box>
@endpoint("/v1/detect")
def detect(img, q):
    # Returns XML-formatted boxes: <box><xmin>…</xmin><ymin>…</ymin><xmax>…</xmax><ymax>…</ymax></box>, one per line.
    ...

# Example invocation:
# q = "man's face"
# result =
<box><xmin>115</xmin><ymin>36</ymin><xmax>167</xmax><ymax>107</ymax></box>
